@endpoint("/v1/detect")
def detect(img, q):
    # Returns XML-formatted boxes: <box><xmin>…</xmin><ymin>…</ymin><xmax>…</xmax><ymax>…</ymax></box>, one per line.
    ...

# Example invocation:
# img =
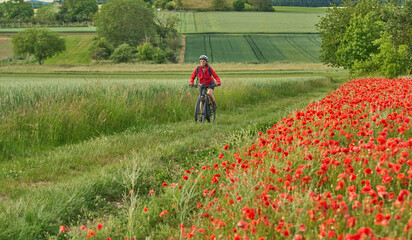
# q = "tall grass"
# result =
<box><xmin>0</xmin><ymin>76</ymin><xmax>330</xmax><ymax>161</ymax></box>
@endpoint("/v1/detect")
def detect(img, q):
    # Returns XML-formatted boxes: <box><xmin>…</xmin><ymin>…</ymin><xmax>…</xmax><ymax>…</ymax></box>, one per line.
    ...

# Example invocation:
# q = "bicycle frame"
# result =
<box><xmin>194</xmin><ymin>82</ymin><xmax>216</xmax><ymax>123</ymax></box>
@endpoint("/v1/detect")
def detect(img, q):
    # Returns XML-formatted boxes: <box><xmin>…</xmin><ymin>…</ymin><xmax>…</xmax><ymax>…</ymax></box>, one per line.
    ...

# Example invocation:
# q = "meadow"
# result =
<box><xmin>0</xmin><ymin>68</ymin><xmax>348</xmax><ymax>239</ymax></box>
<box><xmin>159</xmin><ymin>11</ymin><xmax>325</xmax><ymax>34</ymax></box>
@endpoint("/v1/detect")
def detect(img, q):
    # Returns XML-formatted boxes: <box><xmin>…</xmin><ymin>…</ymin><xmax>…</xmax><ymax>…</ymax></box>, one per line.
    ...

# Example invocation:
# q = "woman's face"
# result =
<box><xmin>200</xmin><ymin>59</ymin><xmax>207</xmax><ymax>67</ymax></box>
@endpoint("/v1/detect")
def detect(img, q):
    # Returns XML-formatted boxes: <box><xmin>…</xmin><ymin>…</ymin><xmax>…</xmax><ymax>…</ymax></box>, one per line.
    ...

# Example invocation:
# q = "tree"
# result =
<box><xmin>317</xmin><ymin>0</ymin><xmax>384</xmax><ymax>68</ymax></box>
<box><xmin>249</xmin><ymin>0</ymin><xmax>274</xmax><ymax>11</ymax></box>
<box><xmin>12</xmin><ymin>27</ymin><xmax>66</xmax><ymax>65</ymax></box>
<box><xmin>233</xmin><ymin>0</ymin><xmax>246</xmax><ymax>11</ymax></box>
<box><xmin>95</xmin><ymin>0</ymin><xmax>157</xmax><ymax>47</ymax></box>
<box><xmin>35</xmin><ymin>3</ymin><xmax>59</xmax><ymax>24</ymax></box>
<box><xmin>0</xmin><ymin>0</ymin><xmax>34</xmax><ymax>22</ymax></box>
<box><xmin>212</xmin><ymin>0</ymin><xmax>229</xmax><ymax>10</ymax></box>
<box><xmin>336</xmin><ymin>12</ymin><xmax>383</xmax><ymax>69</ymax></box>
<box><xmin>58</xmin><ymin>0</ymin><xmax>98</xmax><ymax>22</ymax></box>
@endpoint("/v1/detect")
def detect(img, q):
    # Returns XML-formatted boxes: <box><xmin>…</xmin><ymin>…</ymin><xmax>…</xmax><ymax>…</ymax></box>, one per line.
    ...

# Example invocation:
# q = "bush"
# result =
<box><xmin>136</xmin><ymin>43</ymin><xmax>154</xmax><ymax>61</ymax></box>
<box><xmin>165</xmin><ymin>49</ymin><xmax>177</xmax><ymax>63</ymax></box>
<box><xmin>89</xmin><ymin>37</ymin><xmax>114</xmax><ymax>61</ymax></box>
<box><xmin>232</xmin><ymin>0</ymin><xmax>245</xmax><ymax>11</ymax></box>
<box><xmin>110</xmin><ymin>43</ymin><xmax>134</xmax><ymax>63</ymax></box>
<box><xmin>152</xmin><ymin>48</ymin><xmax>166</xmax><ymax>63</ymax></box>
<box><xmin>165</xmin><ymin>1</ymin><xmax>176</xmax><ymax>10</ymax></box>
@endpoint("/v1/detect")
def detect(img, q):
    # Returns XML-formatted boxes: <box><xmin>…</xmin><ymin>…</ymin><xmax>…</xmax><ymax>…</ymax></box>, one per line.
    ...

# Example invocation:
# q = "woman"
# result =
<box><xmin>189</xmin><ymin>55</ymin><xmax>221</xmax><ymax>109</ymax></box>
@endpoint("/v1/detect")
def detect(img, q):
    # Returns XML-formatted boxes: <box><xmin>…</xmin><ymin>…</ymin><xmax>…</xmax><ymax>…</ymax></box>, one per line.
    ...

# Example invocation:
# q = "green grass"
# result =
<box><xmin>0</xmin><ymin>71</ymin><xmax>348</xmax><ymax>239</ymax></box>
<box><xmin>184</xmin><ymin>34</ymin><xmax>321</xmax><ymax>63</ymax></box>
<box><xmin>44</xmin><ymin>34</ymin><xmax>94</xmax><ymax>64</ymax></box>
<box><xmin>158</xmin><ymin>11</ymin><xmax>326</xmax><ymax>34</ymax></box>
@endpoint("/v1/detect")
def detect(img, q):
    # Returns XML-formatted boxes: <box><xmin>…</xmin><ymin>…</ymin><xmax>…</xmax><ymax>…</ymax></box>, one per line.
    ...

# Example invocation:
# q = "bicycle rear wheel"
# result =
<box><xmin>195</xmin><ymin>98</ymin><xmax>205</xmax><ymax>122</ymax></box>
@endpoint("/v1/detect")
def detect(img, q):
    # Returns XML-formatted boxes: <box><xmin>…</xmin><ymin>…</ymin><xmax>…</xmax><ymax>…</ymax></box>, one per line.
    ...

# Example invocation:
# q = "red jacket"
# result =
<box><xmin>190</xmin><ymin>65</ymin><xmax>221</xmax><ymax>86</ymax></box>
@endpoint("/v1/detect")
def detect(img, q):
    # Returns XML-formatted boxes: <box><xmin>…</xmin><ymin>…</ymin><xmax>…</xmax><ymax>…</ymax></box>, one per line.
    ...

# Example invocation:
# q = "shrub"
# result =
<box><xmin>89</xmin><ymin>37</ymin><xmax>114</xmax><ymax>61</ymax></box>
<box><xmin>110</xmin><ymin>43</ymin><xmax>134</xmax><ymax>63</ymax></box>
<box><xmin>232</xmin><ymin>0</ymin><xmax>245</xmax><ymax>11</ymax></box>
<box><xmin>165</xmin><ymin>1</ymin><xmax>176</xmax><ymax>10</ymax></box>
<box><xmin>136</xmin><ymin>43</ymin><xmax>154</xmax><ymax>61</ymax></box>
<box><xmin>152</xmin><ymin>48</ymin><xmax>166</xmax><ymax>63</ymax></box>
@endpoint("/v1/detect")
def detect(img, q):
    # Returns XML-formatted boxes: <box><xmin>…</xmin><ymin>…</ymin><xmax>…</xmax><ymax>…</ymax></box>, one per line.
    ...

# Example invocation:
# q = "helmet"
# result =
<box><xmin>199</xmin><ymin>55</ymin><xmax>208</xmax><ymax>61</ymax></box>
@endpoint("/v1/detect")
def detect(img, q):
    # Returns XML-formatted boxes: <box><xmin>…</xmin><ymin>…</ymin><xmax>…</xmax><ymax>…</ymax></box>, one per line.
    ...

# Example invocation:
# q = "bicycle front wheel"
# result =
<box><xmin>195</xmin><ymin>98</ymin><xmax>205</xmax><ymax>123</ymax></box>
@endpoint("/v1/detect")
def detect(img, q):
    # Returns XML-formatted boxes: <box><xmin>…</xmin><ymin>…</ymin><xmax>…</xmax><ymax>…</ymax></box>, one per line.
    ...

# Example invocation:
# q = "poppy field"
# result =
<box><xmin>154</xmin><ymin>78</ymin><xmax>411</xmax><ymax>239</ymax></box>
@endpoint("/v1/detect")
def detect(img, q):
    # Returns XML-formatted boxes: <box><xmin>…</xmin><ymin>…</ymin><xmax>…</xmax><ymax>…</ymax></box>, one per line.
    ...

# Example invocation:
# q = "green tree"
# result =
<box><xmin>58</xmin><ymin>0</ymin><xmax>98</xmax><ymax>22</ymax></box>
<box><xmin>12</xmin><ymin>27</ymin><xmax>66</xmax><ymax>65</ymax></box>
<box><xmin>35</xmin><ymin>3</ymin><xmax>59</xmax><ymax>24</ymax></box>
<box><xmin>95</xmin><ymin>0</ymin><xmax>157</xmax><ymax>47</ymax></box>
<box><xmin>233</xmin><ymin>0</ymin><xmax>246</xmax><ymax>11</ymax></box>
<box><xmin>110</xmin><ymin>43</ymin><xmax>134</xmax><ymax>63</ymax></box>
<box><xmin>336</xmin><ymin>12</ymin><xmax>384</xmax><ymax>69</ymax></box>
<box><xmin>89</xmin><ymin>37</ymin><xmax>114</xmax><ymax>61</ymax></box>
<box><xmin>317</xmin><ymin>0</ymin><xmax>384</xmax><ymax>68</ymax></box>
<box><xmin>0</xmin><ymin>0</ymin><xmax>34</xmax><ymax>22</ymax></box>
<box><xmin>249</xmin><ymin>0</ymin><xmax>274</xmax><ymax>11</ymax></box>
<box><xmin>212</xmin><ymin>0</ymin><xmax>229</xmax><ymax>10</ymax></box>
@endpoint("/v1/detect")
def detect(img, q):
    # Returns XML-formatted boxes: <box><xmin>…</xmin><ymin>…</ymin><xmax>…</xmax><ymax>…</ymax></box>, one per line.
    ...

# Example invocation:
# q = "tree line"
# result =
<box><xmin>317</xmin><ymin>0</ymin><xmax>411</xmax><ymax>78</ymax></box>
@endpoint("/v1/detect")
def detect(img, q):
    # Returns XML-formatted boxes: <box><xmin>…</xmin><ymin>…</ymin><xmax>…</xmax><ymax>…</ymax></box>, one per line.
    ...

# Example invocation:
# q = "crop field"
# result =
<box><xmin>159</xmin><ymin>11</ymin><xmax>325</xmax><ymax>34</ymax></box>
<box><xmin>0</xmin><ymin>71</ymin><xmax>349</xmax><ymax>239</ymax></box>
<box><xmin>184</xmin><ymin>34</ymin><xmax>321</xmax><ymax>63</ymax></box>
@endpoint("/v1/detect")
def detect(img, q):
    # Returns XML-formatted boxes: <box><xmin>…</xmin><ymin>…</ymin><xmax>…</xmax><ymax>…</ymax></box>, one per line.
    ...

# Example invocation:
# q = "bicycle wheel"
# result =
<box><xmin>204</xmin><ymin>98</ymin><xmax>210</xmax><ymax>122</ymax></box>
<box><xmin>210</xmin><ymin>102</ymin><xmax>216</xmax><ymax>122</ymax></box>
<box><xmin>195</xmin><ymin>98</ymin><xmax>206</xmax><ymax>123</ymax></box>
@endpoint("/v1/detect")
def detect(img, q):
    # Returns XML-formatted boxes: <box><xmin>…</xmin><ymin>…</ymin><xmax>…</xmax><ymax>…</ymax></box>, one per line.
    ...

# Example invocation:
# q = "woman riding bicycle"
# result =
<box><xmin>190</xmin><ymin>55</ymin><xmax>221</xmax><ymax>110</ymax></box>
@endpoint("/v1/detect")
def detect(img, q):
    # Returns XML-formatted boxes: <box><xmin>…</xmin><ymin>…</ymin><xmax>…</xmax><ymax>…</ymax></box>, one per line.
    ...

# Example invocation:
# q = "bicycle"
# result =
<box><xmin>193</xmin><ymin>83</ymin><xmax>216</xmax><ymax>123</ymax></box>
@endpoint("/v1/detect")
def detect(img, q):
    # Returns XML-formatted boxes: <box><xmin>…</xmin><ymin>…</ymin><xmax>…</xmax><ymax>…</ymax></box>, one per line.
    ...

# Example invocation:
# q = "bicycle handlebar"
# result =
<box><xmin>192</xmin><ymin>83</ymin><xmax>218</xmax><ymax>88</ymax></box>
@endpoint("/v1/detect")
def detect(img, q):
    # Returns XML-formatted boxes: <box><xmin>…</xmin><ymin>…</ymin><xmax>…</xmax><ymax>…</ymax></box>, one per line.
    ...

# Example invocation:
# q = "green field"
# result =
<box><xmin>184</xmin><ymin>34</ymin><xmax>321</xmax><ymax>63</ymax></box>
<box><xmin>44</xmin><ymin>34</ymin><xmax>94</xmax><ymax>64</ymax></box>
<box><xmin>159</xmin><ymin>11</ymin><xmax>325</xmax><ymax>34</ymax></box>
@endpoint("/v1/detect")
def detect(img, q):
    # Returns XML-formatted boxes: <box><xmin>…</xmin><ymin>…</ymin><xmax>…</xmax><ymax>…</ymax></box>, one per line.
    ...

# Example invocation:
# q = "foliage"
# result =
<box><xmin>136</xmin><ymin>42</ymin><xmax>154</xmax><ymax>61</ymax></box>
<box><xmin>34</xmin><ymin>3</ymin><xmax>59</xmax><ymax>24</ymax></box>
<box><xmin>249</xmin><ymin>0</ymin><xmax>274</xmax><ymax>11</ymax></box>
<box><xmin>12</xmin><ymin>27</ymin><xmax>65</xmax><ymax>65</ymax></box>
<box><xmin>335</xmin><ymin>12</ymin><xmax>383</xmax><ymax>69</ymax></box>
<box><xmin>0</xmin><ymin>0</ymin><xmax>34</xmax><ymax>22</ymax></box>
<box><xmin>211</xmin><ymin>0</ymin><xmax>230</xmax><ymax>10</ymax></box>
<box><xmin>165</xmin><ymin>1</ymin><xmax>177</xmax><ymax>10</ymax></box>
<box><xmin>152</xmin><ymin>47</ymin><xmax>167</xmax><ymax>63</ymax></box>
<box><xmin>110</xmin><ymin>43</ymin><xmax>134</xmax><ymax>63</ymax></box>
<box><xmin>95</xmin><ymin>0</ymin><xmax>157</xmax><ymax>48</ymax></box>
<box><xmin>58</xmin><ymin>0</ymin><xmax>98</xmax><ymax>22</ymax></box>
<box><xmin>155</xmin><ymin>14</ymin><xmax>181</xmax><ymax>51</ymax></box>
<box><xmin>317</xmin><ymin>0</ymin><xmax>411</xmax><ymax>78</ymax></box>
<box><xmin>89</xmin><ymin>36</ymin><xmax>114</xmax><ymax>61</ymax></box>
<box><xmin>154</xmin><ymin>0</ymin><xmax>173</xmax><ymax>9</ymax></box>
<box><xmin>232</xmin><ymin>0</ymin><xmax>246</xmax><ymax>11</ymax></box>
